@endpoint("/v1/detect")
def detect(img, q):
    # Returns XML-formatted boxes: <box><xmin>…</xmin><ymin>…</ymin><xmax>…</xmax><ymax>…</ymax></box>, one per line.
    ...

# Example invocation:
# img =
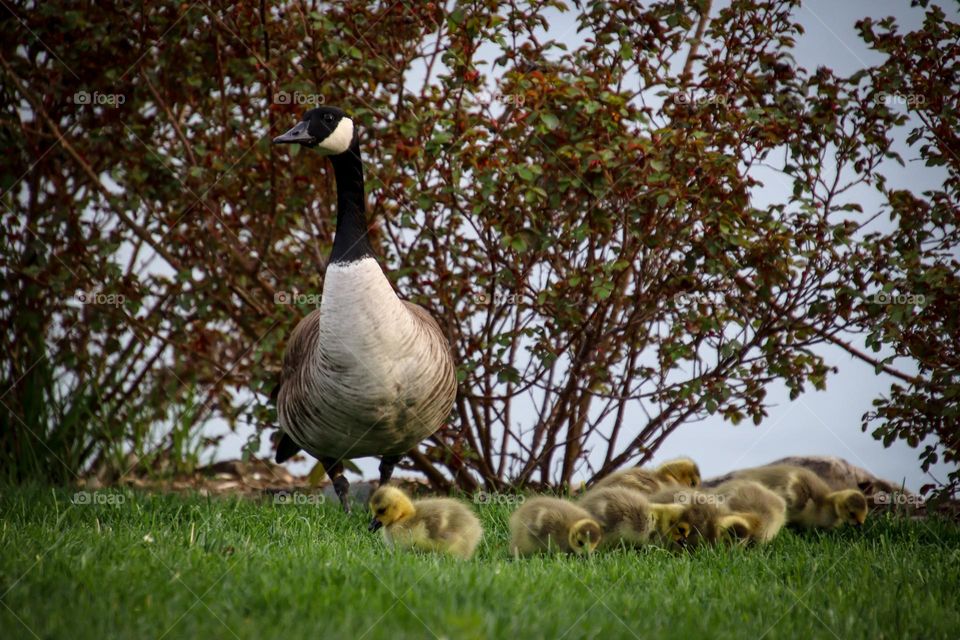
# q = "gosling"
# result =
<box><xmin>708</xmin><ymin>479</ymin><xmax>787</xmax><ymax>543</ymax></box>
<box><xmin>589</xmin><ymin>457</ymin><xmax>701</xmax><ymax>495</ymax></box>
<box><xmin>578</xmin><ymin>487</ymin><xmax>657</xmax><ymax>548</ymax></box>
<box><xmin>729</xmin><ymin>464</ymin><xmax>868</xmax><ymax>529</ymax></box>
<box><xmin>648</xmin><ymin>488</ymin><xmax>754</xmax><ymax>549</ymax></box>
<box><xmin>509</xmin><ymin>497</ymin><xmax>602</xmax><ymax>556</ymax></box>
<box><xmin>578</xmin><ymin>486</ymin><xmax>725</xmax><ymax>549</ymax></box>
<box><xmin>657</xmin><ymin>457</ymin><xmax>703</xmax><ymax>488</ymax></box>
<box><xmin>368</xmin><ymin>486</ymin><xmax>483</xmax><ymax>559</ymax></box>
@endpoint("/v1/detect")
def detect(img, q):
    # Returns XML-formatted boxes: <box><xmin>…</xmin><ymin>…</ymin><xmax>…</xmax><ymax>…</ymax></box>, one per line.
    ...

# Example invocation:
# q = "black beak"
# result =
<box><xmin>368</xmin><ymin>518</ymin><xmax>383</xmax><ymax>532</ymax></box>
<box><xmin>273</xmin><ymin>120</ymin><xmax>315</xmax><ymax>145</ymax></box>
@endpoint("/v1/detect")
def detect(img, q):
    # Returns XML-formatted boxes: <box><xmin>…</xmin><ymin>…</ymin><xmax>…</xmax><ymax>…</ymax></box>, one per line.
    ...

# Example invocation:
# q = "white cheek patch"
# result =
<box><xmin>319</xmin><ymin>117</ymin><xmax>354</xmax><ymax>155</ymax></box>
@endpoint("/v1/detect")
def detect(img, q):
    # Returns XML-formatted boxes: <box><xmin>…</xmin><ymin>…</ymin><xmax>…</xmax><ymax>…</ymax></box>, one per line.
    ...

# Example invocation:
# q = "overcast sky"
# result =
<box><xmin>212</xmin><ymin>0</ymin><xmax>956</xmax><ymax>492</ymax></box>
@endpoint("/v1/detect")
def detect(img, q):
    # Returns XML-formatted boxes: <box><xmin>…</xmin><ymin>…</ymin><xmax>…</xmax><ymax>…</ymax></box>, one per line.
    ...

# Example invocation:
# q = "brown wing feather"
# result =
<box><xmin>403</xmin><ymin>301</ymin><xmax>453</xmax><ymax>352</ymax></box>
<box><xmin>281</xmin><ymin>308</ymin><xmax>322</xmax><ymax>384</ymax></box>
<box><xmin>273</xmin><ymin>309</ymin><xmax>322</xmax><ymax>453</ymax></box>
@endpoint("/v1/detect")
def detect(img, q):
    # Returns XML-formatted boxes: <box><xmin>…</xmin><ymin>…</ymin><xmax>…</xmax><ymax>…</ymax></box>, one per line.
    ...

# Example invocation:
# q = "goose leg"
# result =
<box><xmin>323</xmin><ymin>458</ymin><xmax>351</xmax><ymax>513</ymax></box>
<box><xmin>378</xmin><ymin>455</ymin><xmax>402</xmax><ymax>486</ymax></box>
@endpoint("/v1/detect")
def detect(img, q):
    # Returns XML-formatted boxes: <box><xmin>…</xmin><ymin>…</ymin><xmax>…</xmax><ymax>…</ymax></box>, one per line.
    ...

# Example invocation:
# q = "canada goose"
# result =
<box><xmin>577</xmin><ymin>486</ymin><xmax>657</xmax><ymax>548</ymax></box>
<box><xmin>509</xmin><ymin>497</ymin><xmax>602</xmax><ymax>555</ymax></box>
<box><xmin>271</xmin><ymin>107</ymin><xmax>457</xmax><ymax>512</ymax></box>
<box><xmin>589</xmin><ymin>457</ymin><xmax>701</xmax><ymax>495</ymax></box>
<box><xmin>707</xmin><ymin>480</ymin><xmax>787</xmax><ymax>543</ymax></box>
<box><xmin>728</xmin><ymin>464</ymin><xmax>868</xmax><ymax>529</ymax></box>
<box><xmin>367</xmin><ymin>486</ymin><xmax>482</xmax><ymax>559</ymax></box>
<box><xmin>647</xmin><ymin>489</ymin><xmax>753</xmax><ymax>549</ymax></box>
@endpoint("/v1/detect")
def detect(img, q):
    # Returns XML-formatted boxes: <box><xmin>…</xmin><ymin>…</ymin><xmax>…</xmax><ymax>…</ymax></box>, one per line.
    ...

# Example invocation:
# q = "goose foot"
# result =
<box><xmin>379</xmin><ymin>455</ymin><xmax>402</xmax><ymax>486</ymax></box>
<box><xmin>323</xmin><ymin>458</ymin><xmax>350</xmax><ymax>513</ymax></box>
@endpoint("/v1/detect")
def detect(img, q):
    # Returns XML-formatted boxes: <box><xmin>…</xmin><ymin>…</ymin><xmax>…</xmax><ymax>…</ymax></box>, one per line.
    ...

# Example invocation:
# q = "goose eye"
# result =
<box><xmin>377</xmin><ymin>508</ymin><xmax>386</xmax><ymax>515</ymax></box>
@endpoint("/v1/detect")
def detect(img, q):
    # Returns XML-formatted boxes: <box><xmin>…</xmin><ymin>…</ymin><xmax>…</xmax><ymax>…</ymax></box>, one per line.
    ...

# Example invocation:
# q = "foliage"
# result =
<box><xmin>0</xmin><ymin>0</ymin><xmax>956</xmax><ymax>490</ymax></box>
<box><xmin>852</xmin><ymin>3</ymin><xmax>960</xmax><ymax>501</ymax></box>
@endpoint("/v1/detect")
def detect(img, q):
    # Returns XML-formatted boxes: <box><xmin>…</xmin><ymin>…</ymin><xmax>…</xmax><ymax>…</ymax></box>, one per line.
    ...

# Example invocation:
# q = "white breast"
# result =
<box><xmin>318</xmin><ymin>258</ymin><xmax>418</xmax><ymax>380</ymax></box>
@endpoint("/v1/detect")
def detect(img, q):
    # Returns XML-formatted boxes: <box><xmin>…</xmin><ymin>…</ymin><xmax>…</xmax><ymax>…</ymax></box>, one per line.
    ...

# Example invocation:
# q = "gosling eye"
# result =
<box><xmin>376</xmin><ymin>508</ymin><xmax>386</xmax><ymax>515</ymax></box>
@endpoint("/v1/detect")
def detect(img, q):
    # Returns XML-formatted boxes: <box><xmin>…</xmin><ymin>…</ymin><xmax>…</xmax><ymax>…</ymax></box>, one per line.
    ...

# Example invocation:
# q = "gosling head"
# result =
<box><xmin>568</xmin><ymin>518</ymin><xmax>602</xmax><ymax>554</ymax></box>
<box><xmin>661</xmin><ymin>502</ymin><xmax>750</xmax><ymax>550</ymax></box>
<box><xmin>273</xmin><ymin>106</ymin><xmax>356</xmax><ymax>155</ymax></box>
<box><xmin>368</xmin><ymin>486</ymin><xmax>415</xmax><ymax>532</ymax></box>
<box><xmin>659</xmin><ymin>458</ymin><xmax>701</xmax><ymax>488</ymax></box>
<box><xmin>664</xmin><ymin>503</ymin><xmax>727</xmax><ymax>550</ymax></box>
<box><xmin>829</xmin><ymin>489</ymin><xmax>868</xmax><ymax>527</ymax></box>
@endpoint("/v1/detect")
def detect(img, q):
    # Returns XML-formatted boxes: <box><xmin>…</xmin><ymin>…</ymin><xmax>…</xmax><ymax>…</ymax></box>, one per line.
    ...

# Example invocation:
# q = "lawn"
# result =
<box><xmin>1</xmin><ymin>486</ymin><xmax>958</xmax><ymax>640</ymax></box>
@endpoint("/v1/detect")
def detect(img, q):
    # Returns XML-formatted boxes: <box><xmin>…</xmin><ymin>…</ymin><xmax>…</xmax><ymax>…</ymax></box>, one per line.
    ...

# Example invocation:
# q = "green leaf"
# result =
<box><xmin>592</xmin><ymin>280</ymin><xmax>614</xmax><ymax>299</ymax></box>
<box><xmin>540</xmin><ymin>113</ymin><xmax>560</xmax><ymax>130</ymax></box>
<box><xmin>517</xmin><ymin>166</ymin><xmax>535</xmax><ymax>182</ymax></box>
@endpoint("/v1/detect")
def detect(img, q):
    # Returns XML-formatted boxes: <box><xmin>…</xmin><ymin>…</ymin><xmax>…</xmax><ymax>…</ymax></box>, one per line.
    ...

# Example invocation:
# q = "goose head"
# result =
<box><xmin>273</xmin><ymin>106</ymin><xmax>355</xmax><ymax>155</ymax></box>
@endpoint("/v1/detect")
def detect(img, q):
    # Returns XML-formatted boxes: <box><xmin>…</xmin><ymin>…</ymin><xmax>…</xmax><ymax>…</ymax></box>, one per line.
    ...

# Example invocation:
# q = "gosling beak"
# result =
<box><xmin>368</xmin><ymin>517</ymin><xmax>383</xmax><ymax>532</ymax></box>
<box><xmin>273</xmin><ymin>120</ymin><xmax>315</xmax><ymax>145</ymax></box>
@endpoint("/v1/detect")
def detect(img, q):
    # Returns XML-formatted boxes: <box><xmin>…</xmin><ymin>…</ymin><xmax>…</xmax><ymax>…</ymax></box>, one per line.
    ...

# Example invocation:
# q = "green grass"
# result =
<box><xmin>1</xmin><ymin>486</ymin><xmax>959</xmax><ymax>639</ymax></box>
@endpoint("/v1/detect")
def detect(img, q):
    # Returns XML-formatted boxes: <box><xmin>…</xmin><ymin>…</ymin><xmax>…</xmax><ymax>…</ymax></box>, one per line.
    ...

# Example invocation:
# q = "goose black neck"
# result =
<box><xmin>329</xmin><ymin>141</ymin><xmax>373</xmax><ymax>264</ymax></box>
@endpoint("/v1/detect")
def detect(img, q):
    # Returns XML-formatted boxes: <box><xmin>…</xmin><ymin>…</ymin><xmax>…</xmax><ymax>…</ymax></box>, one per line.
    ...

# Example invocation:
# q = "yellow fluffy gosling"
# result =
<box><xmin>368</xmin><ymin>486</ymin><xmax>482</xmax><ymax>559</ymax></box>
<box><xmin>590</xmin><ymin>457</ymin><xmax>701</xmax><ymax>495</ymax></box>
<box><xmin>578</xmin><ymin>486</ymin><xmax>724</xmax><ymax>549</ymax></box>
<box><xmin>509</xmin><ymin>497</ymin><xmax>602</xmax><ymax>556</ymax></box>
<box><xmin>709</xmin><ymin>479</ymin><xmax>787</xmax><ymax>543</ymax></box>
<box><xmin>648</xmin><ymin>488</ymin><xmax>754</xmax><ymax>549</ymax></box>
<box><xmin>657</xmin><ymin>457</ymin><xmax>703</xmax><ymax>488</ymax></box>
<box><xmin>730</xmin><ymin>464</ymin><xmax>868</xmax><ymax>529</ymax></box>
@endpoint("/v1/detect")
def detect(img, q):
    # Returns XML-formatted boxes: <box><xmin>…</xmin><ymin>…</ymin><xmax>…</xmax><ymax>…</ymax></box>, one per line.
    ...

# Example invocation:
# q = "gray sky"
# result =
<box><xmin>213</xmin><ymin>0</ymin><xmax>956</xmax><ymax>492</ymax></box>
